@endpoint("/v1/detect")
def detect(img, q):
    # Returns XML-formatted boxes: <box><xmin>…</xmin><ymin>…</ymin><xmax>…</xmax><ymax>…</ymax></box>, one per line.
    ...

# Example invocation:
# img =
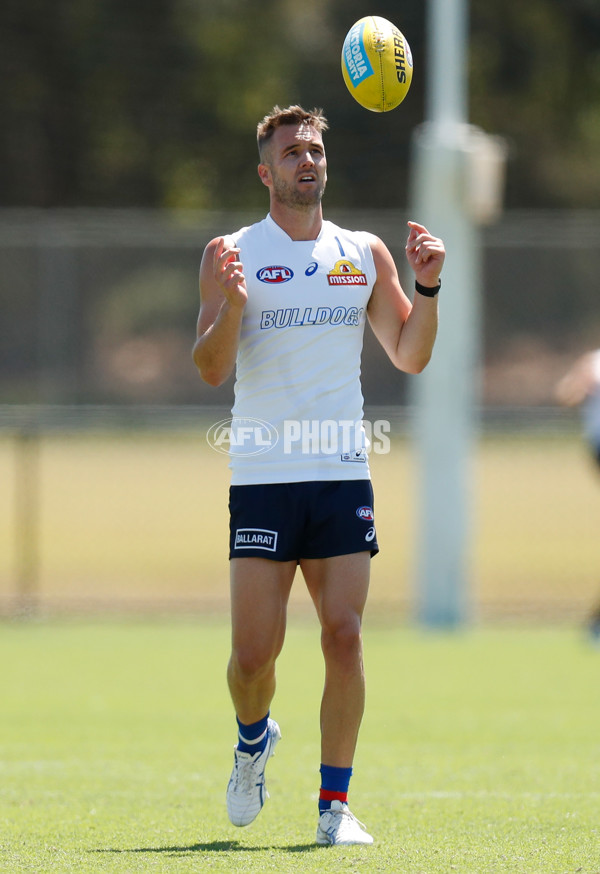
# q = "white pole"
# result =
<box><xmin>409</xmin><ymin>0</ymin><xmax>481</xmax><ymax>627</ymax></box>
<box><xmin>427</xmin><ymin>0</ymin><xmax>468</xmax><ymax>125</ymax></box>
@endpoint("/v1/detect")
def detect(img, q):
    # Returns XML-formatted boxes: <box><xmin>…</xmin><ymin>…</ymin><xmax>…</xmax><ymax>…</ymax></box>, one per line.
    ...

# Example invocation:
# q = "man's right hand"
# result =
<box><xmin>215</xmin><ymin>236</ymin><xmax>248</xmax><ymax>310</ymax></box>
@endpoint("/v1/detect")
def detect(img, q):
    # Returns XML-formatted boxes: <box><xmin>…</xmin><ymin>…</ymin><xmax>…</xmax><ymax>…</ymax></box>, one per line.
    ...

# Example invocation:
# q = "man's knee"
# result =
<box><xmin>320</xmin><ymin>615</ymin><xmax>363</xmax><ymax>663</ymax></box>
<box><xmin>230</xmin><ymin>641</ymin><xmax>279</xmax><ymax>681</ymax></box>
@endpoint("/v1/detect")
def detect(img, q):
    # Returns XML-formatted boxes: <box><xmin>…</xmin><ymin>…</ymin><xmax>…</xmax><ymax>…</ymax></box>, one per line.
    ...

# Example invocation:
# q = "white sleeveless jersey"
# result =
<box><xmin>227</xmin><ymin>214</ymin><xmax>377</xmax><ymax>485</ymax></box>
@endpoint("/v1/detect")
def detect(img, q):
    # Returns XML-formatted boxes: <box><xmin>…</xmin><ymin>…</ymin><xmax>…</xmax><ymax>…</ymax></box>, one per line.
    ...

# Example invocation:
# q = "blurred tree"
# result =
<box><xmin>470</xmin><ymin>0</ymin><xmax>600</xmax><ymax>207</ymax></box>
<box><xmin>0</xmin><ymin>0</ymin><xmax>599</xmax><ymax>208</ymax></box>
<box><xmin>0</xmin><ymin>0</ymin><xmax>297</xmax><ymax>208</ymax></box>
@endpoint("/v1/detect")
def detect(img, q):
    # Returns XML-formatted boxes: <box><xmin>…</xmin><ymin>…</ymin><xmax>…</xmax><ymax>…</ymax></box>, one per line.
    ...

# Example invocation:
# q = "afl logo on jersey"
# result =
<box><xmin>356</xmin><ymin>506</ymin><xmax>374</xmax><ymax>521</ymax></box>
<box><xmin>257</xmin><ymin>265</ymin><xmax>294</xmax><ymax>283</ymax></box>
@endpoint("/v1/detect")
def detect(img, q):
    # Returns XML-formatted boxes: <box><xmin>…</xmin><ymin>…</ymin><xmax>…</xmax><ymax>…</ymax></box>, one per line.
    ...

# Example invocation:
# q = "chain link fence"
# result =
<box><xmin>1</xmin><ymin>210</ymin><xmax>599</xmax><ymax>621</ymax></box>
<box><xmin>3</xmin><ymin>208</ymin><xmax>600</xmax><ymax>407</ymax></box>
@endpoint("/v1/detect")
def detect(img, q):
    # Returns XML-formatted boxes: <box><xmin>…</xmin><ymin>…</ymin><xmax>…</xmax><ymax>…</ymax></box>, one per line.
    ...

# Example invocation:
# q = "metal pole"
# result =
<box><xmin>14</xmin><ymin>428</ymin><xmax>41</xmax><ymax>615</ymax></box>
<box><xmin>410</xmin><ymin>0</ymin><xmax>480</xmax><ymax>627</ymax></box>
<box><xmin>38</xmin><ymin>223</ymin><xmax>79</xmax><ymax>403</ymax></box>
<box><xmin>426</xmin><ymin>0</ymin><xmax>468</xmax><ymax>126</ymax></box>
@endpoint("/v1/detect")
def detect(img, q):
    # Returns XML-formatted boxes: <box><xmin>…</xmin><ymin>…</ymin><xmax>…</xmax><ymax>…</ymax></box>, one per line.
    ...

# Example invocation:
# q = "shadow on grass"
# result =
<box><xmin>90</xmin><ymin>840</ymin><xmax>322</xmax><ymax>855</ymax></box>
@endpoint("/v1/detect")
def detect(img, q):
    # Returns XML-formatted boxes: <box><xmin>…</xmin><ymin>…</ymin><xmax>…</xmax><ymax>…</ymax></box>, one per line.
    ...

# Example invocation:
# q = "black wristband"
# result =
<box><xmin>415</xmin><ymin>279</ymin><xmax>441</xmax><ymax>298</ymax></box>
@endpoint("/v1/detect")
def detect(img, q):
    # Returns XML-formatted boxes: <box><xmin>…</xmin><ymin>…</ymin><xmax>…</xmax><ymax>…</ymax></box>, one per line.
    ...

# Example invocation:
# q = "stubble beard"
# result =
<box><xmin>271</xmin><ymin>175</ymin><xmax>326</xmax><ymax>211</ymax></box>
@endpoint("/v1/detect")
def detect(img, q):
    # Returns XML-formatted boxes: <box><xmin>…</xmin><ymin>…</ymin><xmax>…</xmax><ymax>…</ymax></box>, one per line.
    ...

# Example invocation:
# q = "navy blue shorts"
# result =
<box><xmin>229</xmin><ymin>480</ymin><xmax>379</xmax><ymax>561</ymax></box>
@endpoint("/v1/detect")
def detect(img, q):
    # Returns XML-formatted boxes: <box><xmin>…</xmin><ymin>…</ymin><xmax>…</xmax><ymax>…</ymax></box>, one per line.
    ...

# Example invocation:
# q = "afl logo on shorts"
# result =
<box><xmin>257</xmin><ymin>265</ymin><xmax>294</xmax><ymax>283</ymax></box>
<box><xmin>356</xmin><ymin>506</ymin><xmax>374</xmax><ymax>521</ymax></box>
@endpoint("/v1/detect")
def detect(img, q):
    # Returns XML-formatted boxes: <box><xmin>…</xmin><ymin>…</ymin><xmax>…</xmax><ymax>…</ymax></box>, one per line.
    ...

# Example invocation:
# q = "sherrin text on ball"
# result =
<box><xmin>341</xmin><ymin>16</ymin><xmax>413</xmax><ymax>113</ymax></box>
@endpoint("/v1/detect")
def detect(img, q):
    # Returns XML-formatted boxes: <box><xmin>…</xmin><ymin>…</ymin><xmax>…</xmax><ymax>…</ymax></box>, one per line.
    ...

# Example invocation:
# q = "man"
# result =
<box><xmin>555</xmin><ymin>350</ymin><xmax>600</xmax><ymax>637</ymax></box>
<box><xmin>193</xmin><ymin>105</ymin><xmax>445</xmax><ymax>845</ymax></box>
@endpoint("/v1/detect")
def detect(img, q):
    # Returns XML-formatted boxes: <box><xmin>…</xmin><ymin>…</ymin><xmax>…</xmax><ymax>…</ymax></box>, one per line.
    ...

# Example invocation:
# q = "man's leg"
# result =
<box><xmin>226</xmin><ymin>556</ymin><xmax>296</xmax><ymax>826</ymax></box>
<box><xmin>228</xmin><ymin>556</ymin><xmax>297</xmax><ymax>722</ymax></box>
<box><xmin>301</xmin><ymin>552</ymin><xmax>374</xmax><ymax>845</ymax></box>
<box><xmin>301</xmin><ymin>552</ymin><xmax>370</xmax><ymax>766</ymax></box>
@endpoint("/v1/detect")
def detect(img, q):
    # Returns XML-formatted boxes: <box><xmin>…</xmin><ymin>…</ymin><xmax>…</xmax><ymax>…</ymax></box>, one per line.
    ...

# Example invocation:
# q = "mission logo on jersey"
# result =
<box><xmin>327</xmin><ymin>259</ymin><xmax>367</xmax><ymax>286</ymax></box>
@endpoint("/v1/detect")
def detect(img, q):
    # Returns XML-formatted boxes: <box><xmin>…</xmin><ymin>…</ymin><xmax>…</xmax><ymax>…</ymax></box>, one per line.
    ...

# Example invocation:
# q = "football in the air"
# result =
<box><xmin>341</xmin><ymin>16</ymin><xmax>413</xmax><ymax>113</ymax></box>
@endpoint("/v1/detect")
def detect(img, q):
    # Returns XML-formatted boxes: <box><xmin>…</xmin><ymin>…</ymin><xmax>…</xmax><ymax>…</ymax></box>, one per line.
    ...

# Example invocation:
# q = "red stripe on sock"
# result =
<box><xmin>319</xmin><ymin>789</ymin><xmax>348</xmax><ymax>803</ymax></box>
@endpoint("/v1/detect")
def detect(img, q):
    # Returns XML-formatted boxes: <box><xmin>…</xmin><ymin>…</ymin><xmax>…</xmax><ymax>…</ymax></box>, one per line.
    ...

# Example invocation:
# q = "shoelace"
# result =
<box><xmin>233</xmin><ymin>752</ymin><xmax>264</xmax><ymax>794</ymax></box>
<box><xmin>324</xmin><ymin>805</ymin><xmax>368</xmax><ymax>833</ymax></box>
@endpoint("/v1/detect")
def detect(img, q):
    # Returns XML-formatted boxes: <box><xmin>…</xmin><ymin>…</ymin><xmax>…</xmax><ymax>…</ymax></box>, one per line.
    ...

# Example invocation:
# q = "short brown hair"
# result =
<box><xmin>257</xmin><ymin>105</ymin><xmax>329</xmax><ymax>160</ymax></box>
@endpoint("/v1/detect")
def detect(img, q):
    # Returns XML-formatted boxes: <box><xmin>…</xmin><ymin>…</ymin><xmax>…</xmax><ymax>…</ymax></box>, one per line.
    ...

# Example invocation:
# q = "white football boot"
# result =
<box><xmin>316</xmin><ymin>799</ymin><xmax>374</xmax><ymax>846</ymax></box>
<box><xmin>226</xmin><ymin>718</ymin><xmax>281</xmax><ymax>826</ymax></box>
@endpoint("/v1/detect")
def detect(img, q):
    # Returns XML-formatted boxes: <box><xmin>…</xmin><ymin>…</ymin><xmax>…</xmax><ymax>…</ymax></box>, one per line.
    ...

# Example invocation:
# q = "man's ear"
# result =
<box><xmin>258</xmin><ymin>163</ymin><xmax>271</xmax><ymax>188</ymax></box>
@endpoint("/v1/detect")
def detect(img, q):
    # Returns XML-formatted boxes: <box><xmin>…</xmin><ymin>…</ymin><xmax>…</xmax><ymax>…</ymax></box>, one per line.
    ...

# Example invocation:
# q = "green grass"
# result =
<box><xmin>1</xmin><ymin>619</ymin><xmax>600</xmax><ymax>872</ymax></box>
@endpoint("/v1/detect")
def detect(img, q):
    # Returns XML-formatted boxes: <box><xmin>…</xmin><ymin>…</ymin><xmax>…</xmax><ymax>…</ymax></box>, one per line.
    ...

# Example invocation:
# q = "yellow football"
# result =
<box><xmin>341</xmin><ymin>16</ymin><xmax>413</xmax><ymax>113</ymax></box>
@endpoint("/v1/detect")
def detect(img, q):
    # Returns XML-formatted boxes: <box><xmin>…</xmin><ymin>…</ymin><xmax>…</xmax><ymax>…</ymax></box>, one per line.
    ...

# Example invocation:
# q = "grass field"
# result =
<box><xmin>1</xmin><ymin>619</ymin><xmax>600</xmax><ymax>873</ymax></box>
<box><xmin>1</xmin><ymin>427</ymin><xmax>600</xmax><ymax>620</ymax></box>
<box><xmin>1</xmin><ymin>422</ymin><xmax>600</xmax><ymax>868</ymax></box>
